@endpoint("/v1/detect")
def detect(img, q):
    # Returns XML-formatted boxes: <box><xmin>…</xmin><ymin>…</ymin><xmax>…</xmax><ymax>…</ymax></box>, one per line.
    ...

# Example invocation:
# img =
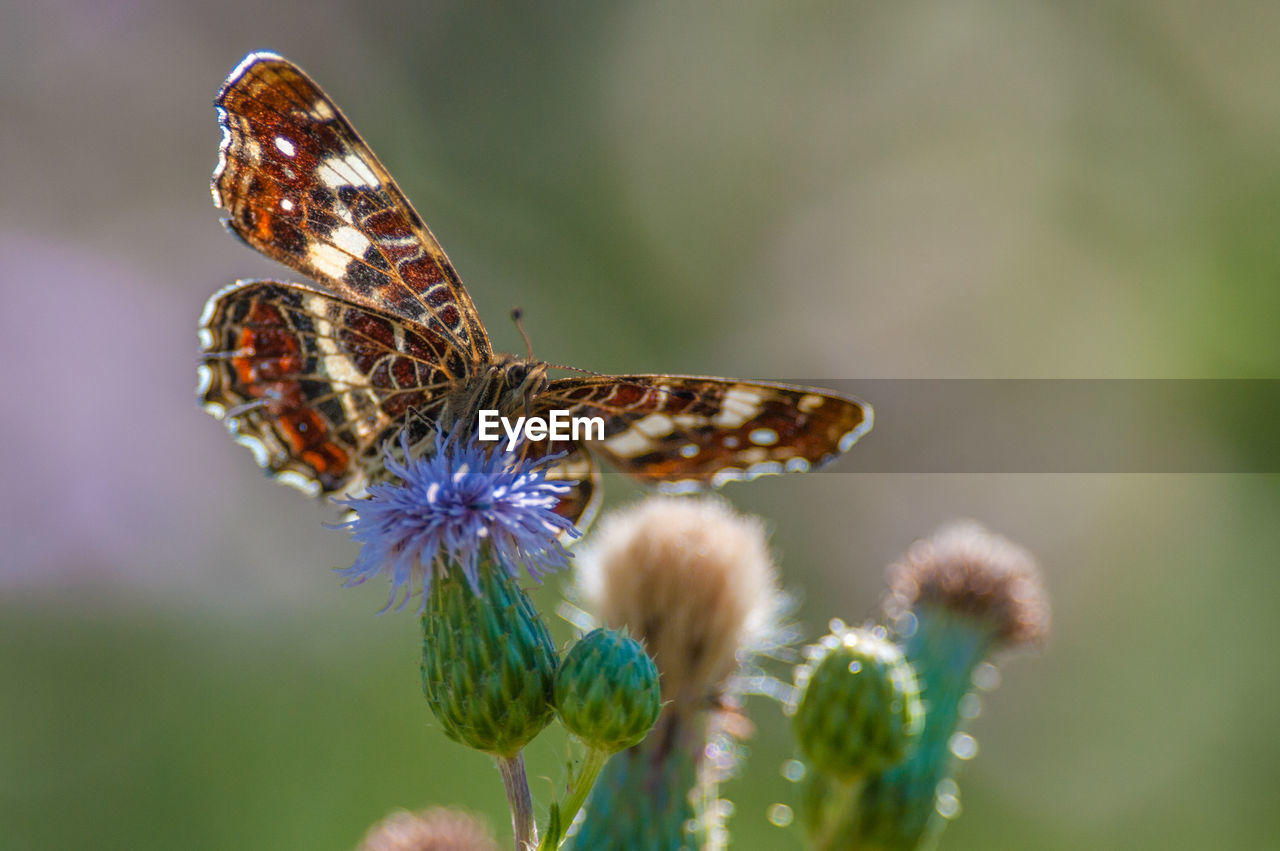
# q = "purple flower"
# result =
<box><xmin>335</xmin><ymin>429</ymin><xmax>579</xmax><ymax>612</ymax></box>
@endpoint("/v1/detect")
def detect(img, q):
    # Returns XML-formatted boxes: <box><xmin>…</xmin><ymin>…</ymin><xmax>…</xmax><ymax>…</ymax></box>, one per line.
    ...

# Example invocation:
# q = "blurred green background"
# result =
<box><xmin>2</xmin><ymin>2</ymin><xmax>1277</xmax><ymax>848</ymax></box>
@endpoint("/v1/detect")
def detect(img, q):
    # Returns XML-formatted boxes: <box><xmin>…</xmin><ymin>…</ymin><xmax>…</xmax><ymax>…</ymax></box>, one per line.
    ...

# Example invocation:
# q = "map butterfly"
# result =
<box><xmin>198</xmin><ymin>52</ymin><xmax>873</xmax><ymax>528</ymax></box>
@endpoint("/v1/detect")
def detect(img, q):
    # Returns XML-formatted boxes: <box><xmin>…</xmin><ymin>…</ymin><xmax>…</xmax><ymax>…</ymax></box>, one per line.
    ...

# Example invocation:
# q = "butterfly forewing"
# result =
<box><xmin>213</xmin><ymin>51</ymin><xmax>491</xmax><ymax>363</ymax></box>
<box><xmin>535</xmin><ymin>376</ymin><xmax>871</xmax><ymax>490</ymax></box>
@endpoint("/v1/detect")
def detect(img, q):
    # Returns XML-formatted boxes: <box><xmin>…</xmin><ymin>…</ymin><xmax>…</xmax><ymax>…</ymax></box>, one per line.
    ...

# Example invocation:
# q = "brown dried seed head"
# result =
<box><xmin>884</xmin><ymin>521</ymin><xmax>1050</xmax><ymax>648</ymax></box>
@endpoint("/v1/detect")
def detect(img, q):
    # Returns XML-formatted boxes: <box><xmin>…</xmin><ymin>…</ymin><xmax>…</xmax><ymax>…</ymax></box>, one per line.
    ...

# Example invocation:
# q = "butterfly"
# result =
<box><xmin>198</xmin><ymin>51</ymin><xmax>872</xmax><ymax>529</ymax></box>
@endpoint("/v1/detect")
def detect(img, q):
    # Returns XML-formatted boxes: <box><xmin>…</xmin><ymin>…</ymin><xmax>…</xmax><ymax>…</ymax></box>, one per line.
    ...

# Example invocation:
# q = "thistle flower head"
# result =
<box><xmin>884</xmin><ymin>521</ymin><xmax>1049</xmax><ymax>649</ymax></box>
<box><xmin>336</xmin><ymin>429</ymin><xmax>579</xmax><ymax>611</ymax></box>
<box><xmin>574</xmin><ymin>495</ymin><xmax>785</xmax><ymax>714</ymax></box>
<box><xmin>356</xmin><ymin>807</ymin><xmax>497</xmax><ymax>851</ymax></box>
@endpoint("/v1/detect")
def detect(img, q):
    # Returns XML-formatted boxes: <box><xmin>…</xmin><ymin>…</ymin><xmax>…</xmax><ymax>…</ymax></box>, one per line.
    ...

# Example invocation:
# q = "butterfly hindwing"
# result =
<box><xmin>198</xmin><ymin>279</ymin><xmax>470</xmax><ymax>495</ymax></box>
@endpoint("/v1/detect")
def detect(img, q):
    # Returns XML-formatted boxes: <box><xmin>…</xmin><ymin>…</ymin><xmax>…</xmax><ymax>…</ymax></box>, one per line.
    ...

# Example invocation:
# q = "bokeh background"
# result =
<box><xmin>3</xmin><ymin>2</ymin><xmax>1278</xmax><ymax>848</ymax></box>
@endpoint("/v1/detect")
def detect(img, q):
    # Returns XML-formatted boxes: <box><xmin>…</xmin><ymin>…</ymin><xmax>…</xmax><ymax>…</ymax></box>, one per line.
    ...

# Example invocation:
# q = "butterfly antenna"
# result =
<box><xmin>511</xmin><ymin>308</ymin><xmax>534</xmax><ymax>360</ymax></box>
<box><xmin>545</xmin><ymin>361</ymin><xmax>605</xmax><ymax>377</ymax></box>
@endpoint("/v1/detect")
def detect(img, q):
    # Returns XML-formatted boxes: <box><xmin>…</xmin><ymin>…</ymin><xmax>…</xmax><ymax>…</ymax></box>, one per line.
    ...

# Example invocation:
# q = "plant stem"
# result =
<box><xmin>812</xmin><ymin>774</ymin><xmax>864</xmax><ymax>851</ymax></box>
<box><xmin>497</xmin><ymin>752</ymin><xmax>536</xmax><ymax>850</ymax></box>
<box><xmin>539</xmin><ymin>745</ymin><xmax>609</xmax><ymax>850</ymax></box>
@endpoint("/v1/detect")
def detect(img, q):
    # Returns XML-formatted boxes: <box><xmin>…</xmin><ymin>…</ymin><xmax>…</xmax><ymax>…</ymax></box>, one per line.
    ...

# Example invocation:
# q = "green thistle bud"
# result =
<box><xmin>421</xmin><ymin>556</ymin><xmax>558</xmax><ymax>757</ymax></box>
<box><xmin>555</xmin><ymin>628</ymin><xmax>662</xmax><ymax>753</ymax></box>
<box><xmin>793</xmin><ymin>627</ymin><xmax>923</xmax><ymax>779</ymax></box>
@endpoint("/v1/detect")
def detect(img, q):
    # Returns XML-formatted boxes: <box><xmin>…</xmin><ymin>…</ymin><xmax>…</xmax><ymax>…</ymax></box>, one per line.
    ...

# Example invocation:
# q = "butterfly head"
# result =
<box><xmin>490</xmin><ymin>354</ymin><xmax>549</xmax><ymax>418</ymax></box>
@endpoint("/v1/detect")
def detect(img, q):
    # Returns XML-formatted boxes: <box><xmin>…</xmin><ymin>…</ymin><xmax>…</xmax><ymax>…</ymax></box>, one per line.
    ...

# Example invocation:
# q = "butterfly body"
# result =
<box><xmin>199</xmin><ymin>52</ymin><xmax>871</xmax><ymax>527</ymax></box>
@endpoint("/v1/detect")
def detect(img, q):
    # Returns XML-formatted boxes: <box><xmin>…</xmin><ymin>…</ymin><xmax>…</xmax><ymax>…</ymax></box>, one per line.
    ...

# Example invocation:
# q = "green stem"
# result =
<box><xmin>497</xmin><ymin>752</ymin><xmax>536</xmax><ymax>850</ymax></box>
<box><xmin>569</xmin><ymin>715</ymin><xmax>702</xmax><ymax>849</ymax></box>
<box><xmin>539</xmin><ymin>745</ymin><xmax>610</xmax><ymax>850</ymax></box>
<box><xmin>811</xmin><ymin>774</ymin><xmax>864</xmax><ymax>851</ymax></box>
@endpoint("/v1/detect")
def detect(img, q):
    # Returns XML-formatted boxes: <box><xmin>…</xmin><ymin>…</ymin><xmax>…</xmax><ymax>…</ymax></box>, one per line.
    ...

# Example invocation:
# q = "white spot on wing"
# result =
<box><xmin>711</xmin><ymin>467</ymin><xmax>747</xmax><ymax>488</ymax></box>
<box><xmin>799</xmin><ymin>394</ymin><xmax>825</xmax><ymax>413</ymax></box>
<box><xmin>309</xmin><ymin>242</ymin><xmax>352</xmax><ymax>279</ymax></box>
<box><xmin>306</xmin><ymin>296</ymin><xmax>365</xmax><ymax>391</ymax></box>
<box><xmin>346</xmin><ymin>154</ymin><xmax>379</xmax><ymax>186</ymax></box>
<box><xmin>332</xmin><ymin>226</ymin><xmax>371</xmax><ymax>256</ymax></box>
<box><xmin>749</xmin><ymin>427</ymin><xmax>778</xmax><ymax>446</ymax></box>
<box><xmin>713</xmin><ymin>385</ymin><xmax>764</xmax><ymax>429</ymax></box>
<box><xmin>634</xmin><ymin>413</ymin><xmax>674</xmax><ymax>438</ymax></box>
<box><xmin>679</xmin><ymin>443</ymin><xmax>699</xmax><ymax>458</ymax></box>
<box><xmin>603</xmin><ymin>428</ymin><xmax>652</xmax><ymax>458</ymax></box>
<box><xmin>274</xmin><ymin>136</ymin><xmax>296</xmax><ymax>157</ymax></box>
<box><xmin>195</xmin><ymin>364</ymin><xmax>215</xmax><ymax>397</ymax></box>
<box><xmin>278</xmin><ymin>470</ymin><xmax>323</xmax><ymax>497</ymax></box>
<box><xmin>280</xmin><ymin>198</ymin><xmax>294</xmax><ymax>211</ymax></box>
<box><xmin>745</xmin><ymin>460</ymin><xmax>785</xmax><ymax>479</ymax></box>
<box><xmin>232</xmin><ymin>430</ymin><xmax>272</xmax><ymax>468</ymax></box>
<box><xmin>316</xmin><ymin>161</ymin><xmax>346</xmax><ymax>188</ymax></box>
<box><xmin>318</xmin><ymin>154</ymin><xmax>379</xmax><ymax>188</ymax></box>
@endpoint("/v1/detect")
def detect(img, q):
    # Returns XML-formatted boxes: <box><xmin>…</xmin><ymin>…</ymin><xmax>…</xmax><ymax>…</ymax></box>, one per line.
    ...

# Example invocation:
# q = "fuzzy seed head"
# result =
<box><xmin>575</xmin><ymin>495</ymin><xmax>784</xmax><ymax>713</ymax></box>
<box><xmin>885</xmin><ymin>521</ymin><xmax>1049</xmax><ymax>648</ymax></box>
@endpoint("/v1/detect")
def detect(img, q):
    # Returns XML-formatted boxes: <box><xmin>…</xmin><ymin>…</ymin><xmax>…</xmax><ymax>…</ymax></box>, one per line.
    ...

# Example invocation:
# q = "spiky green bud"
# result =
<box><xmin>420</xmin><ymin>557</ymin><xmax>557</xmax><ymax>756</ymax></box>
<box><xmin>554</xmin><ymin>628</ymin><xmax>661</xmax><ymax>753</ymax></box>
<box><xmin>793</xmin><ymin>628</ymin><xmax>922</xmax><ymax>779</ymax></box>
